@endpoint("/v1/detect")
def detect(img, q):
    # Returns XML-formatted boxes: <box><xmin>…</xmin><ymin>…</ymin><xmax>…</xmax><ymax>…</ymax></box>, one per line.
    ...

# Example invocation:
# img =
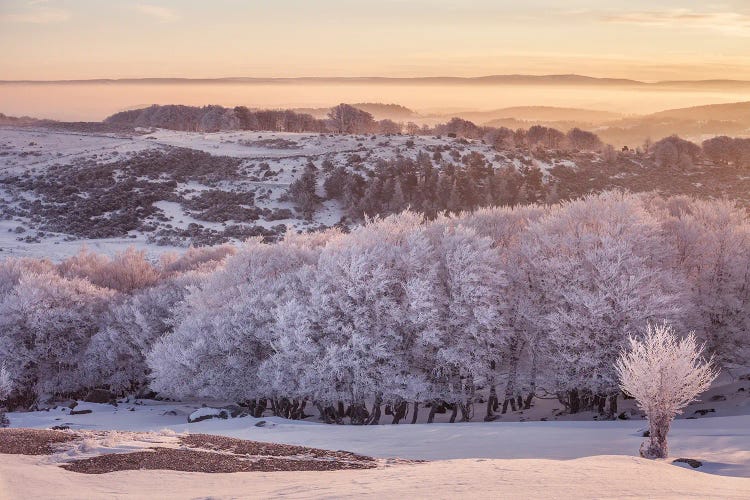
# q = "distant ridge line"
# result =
<box><xmin>2</xmin><ymin>74</ymin><xmax>750</xmax><ymax>87</ymax></box>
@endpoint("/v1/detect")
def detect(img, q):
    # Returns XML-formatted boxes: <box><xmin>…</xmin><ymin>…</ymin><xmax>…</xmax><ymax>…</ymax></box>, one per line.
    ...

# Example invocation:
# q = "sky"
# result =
<box><xmin>1</xmin><ymin>0</ymin><xmax>750</xmax><ymax>81</ymax></box>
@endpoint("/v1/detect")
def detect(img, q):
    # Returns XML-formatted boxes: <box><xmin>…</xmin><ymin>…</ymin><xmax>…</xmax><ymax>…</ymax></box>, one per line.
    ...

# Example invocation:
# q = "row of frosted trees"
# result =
<box><xmin>0</xmin><ymin>191</ymin><xmax>748</xmax><ymax>422</ymax></box>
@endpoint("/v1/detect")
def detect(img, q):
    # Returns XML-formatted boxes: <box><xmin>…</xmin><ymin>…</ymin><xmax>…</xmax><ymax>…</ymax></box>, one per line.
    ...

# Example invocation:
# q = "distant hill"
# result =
<box><xmin>594</xmin><ymin>102</ymin><xmax>750</xmax><ymax>148</ymax></box>
<box><xmin>294</xmin><ymin>103</ymin><xmax>418</xmax><ymax>121</ymax></box>
<box><xmin>648</xmin><ymin>101</ymin><xmax>750</xmax><ymax>122</ymax></box>
<box><xmin>473</xmin><ymin>106</ymin><xmax>622</xmax><ymax>125</ymax></box>
<box><xmin>4</xmin><ymin>74</ymin><xmax>750</xmax><ymax>91</ymax></box>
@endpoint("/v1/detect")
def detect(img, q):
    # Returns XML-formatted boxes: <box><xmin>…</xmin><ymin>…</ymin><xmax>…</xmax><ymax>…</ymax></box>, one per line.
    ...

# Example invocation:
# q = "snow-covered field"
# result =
<box><xmin>4</xmin><ymin>453</ymin><xmax>750</xmax><ymax>499</ymax></box>
<box><xmin>3</xmin><ymin>400</ymin><xmax>750</xmax><ymax>498</ymax></box>
<box><xmin>6</xmin><ymin>399</ymin><xmax>750</xmax><ymax>475</ymax></box>
<box><xmin>4</xmin><ymin>375</ymin><xmax>750</xmax><ymax>498</ymax></box>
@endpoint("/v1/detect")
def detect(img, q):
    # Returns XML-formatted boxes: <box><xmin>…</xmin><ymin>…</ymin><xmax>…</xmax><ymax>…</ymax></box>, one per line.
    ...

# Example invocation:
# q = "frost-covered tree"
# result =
<box><xmin>82</xmin><ymin>271</ymin><xmax>206</xmax><ymax>394</ymax></box>
<box><xmin>268</xmin><ymin>213</ymin><xmax>439</xmax><ymax>424</ymax></box>
<box><xmin>423</xmin><ymin>220</ymin><xmax>507</xmax><ymax>422</ymax></box>
<box><xmin>0</xmin><ymin>271</ymin><xmax>113</xmax><ymax>404</ymax></box>
<box><xmin>147</xmin><ymin>232</ymin><xmax>337</xmax><ymax>407</ymax></box>
<box><xmin>616</xmin><ymin>322</ymin><xmax>717</xmax><ymax>459</ymax></box>
<box><xmin>525</xmin><ymin>192</ymin><xmax>685</xmax><ymax>415</ymax></box>
<box><xmin>0</xmin><ymin>364</ymin><xmax>12</xmax><ymax>401</ymax></box>
<box><xmin>461</xmin><ymin>205</ymin><xmax>548</xmax><ymax>414</ymax></box>
<box><xmin>0</xmin><ymin>364</ymin><xmax>11</xmax><ymax>427</ymax></box>
<box><xmin>657</xmin><ymin>199</ymin><xmax>750</xmax><ymax>365</ymax></box>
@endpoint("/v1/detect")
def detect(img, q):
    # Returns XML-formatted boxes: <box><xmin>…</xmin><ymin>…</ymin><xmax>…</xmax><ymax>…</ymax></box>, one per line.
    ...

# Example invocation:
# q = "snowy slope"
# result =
<box><xmin>0</xmin><ymin>125</ymin><xmax>524</xmax><ymax>260</ymax></box>
<box><xmin>7</xmin><ymin>399</ymin><xmax>750</xmax><ymax>478</ymax></box>
<box><xmin>3</xmin><ymin>454</ymin><xmax>750</xmax><ymax>499</ymax></box>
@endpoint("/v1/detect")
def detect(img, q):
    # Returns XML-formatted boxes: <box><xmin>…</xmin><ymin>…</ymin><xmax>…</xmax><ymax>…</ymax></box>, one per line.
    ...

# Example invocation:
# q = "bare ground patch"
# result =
<box><xmin>0</xmin><ymin>428</ymin><xmax>380</xmax><ymax>474</ymax></box>
<box><xmin>0</xmin><ymin>428</ymin><xmax>79</xmax><ymax>455</ymax></box>
<box><xmin>61</xmin><ymin>447</ymin><xmax>377</xmax><ymax>474</ymax></box>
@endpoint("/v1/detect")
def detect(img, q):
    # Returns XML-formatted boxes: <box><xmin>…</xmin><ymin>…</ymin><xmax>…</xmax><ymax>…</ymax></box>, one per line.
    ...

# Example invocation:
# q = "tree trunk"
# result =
<box><xmin>569</xmin><ymin>389</ymin><xmax>581</xmax><ymax>414</ymax></box>
<box><xmin>502</xmin><ymin>339</ymin><xmax>520</xmax><ymax>414</ymax></box>
<box><xmin>448</xmin><ymin>403</ymin><xmax>458</xmax><ymax>423</ymax></box>
<box><xmin>459</xmin><ymin>400</ymin><xmax>472</xmax><ymax>422</ymax></box>
<box><xmin>596</xmin><ymin>394</ymin><xmax>606</xmax><ymax>415</ymax></box>
<box><xmin>368</xmin><ymin>395</ymin><xmax>383</xmax><ymax>425</ymax></box>
<box><xmin>485</xmin><ymin>386</ymin><xmax>498</xmax><ymax>421</ymax></box>
<box><xmin>641</xmin><ymin>414</ymin><xmax>671</xmax><ymax>459</ymax></box>
<box><xmin>316</xmin><ymin>403</ymin><xmax>332</xmax><ymax>424</ymax></box>
<box><xmin>254</xmin><ymin>399</ymin><xmax>267</xmax><ymax>418</ymax></box>
<box><xmin>349</xmin><ymin>403</ymin><xmax>369</xmax><ymax>425</ymax></box>
<box><xmin>607</xmin><ymin>394</ymin><xmax>618</xmax><ymax>420</ymax></box>
<box><xmin>391</xmin><ymin>401</ymin><xmax>408</xmax><ymax>424</ymax></box>
<box><xmin>523</xmin><ymin>345</ymin><xmax>538</xmax><ymax>409</ymax></box>
<box><xmin>427</xmin><ymin>401</ymin><xmax>438</xmax><ymax>423</ymax></box>
<box><xmin>410</xmin><ymin>402</ymin><xmax>419</xmax><ymax>424</ymax></box>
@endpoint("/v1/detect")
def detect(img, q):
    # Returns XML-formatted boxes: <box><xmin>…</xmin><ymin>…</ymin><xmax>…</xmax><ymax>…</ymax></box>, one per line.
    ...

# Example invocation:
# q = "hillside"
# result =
<box><xmin>2</xmin><ymin>123</ymin><xmax>750</xmax><ymax>260</ymax></box>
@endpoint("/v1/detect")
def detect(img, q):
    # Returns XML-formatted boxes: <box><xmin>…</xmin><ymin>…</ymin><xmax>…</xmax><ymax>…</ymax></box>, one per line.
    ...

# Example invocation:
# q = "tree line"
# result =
<box><xmin>0</xmin><ymin>192</ymin><xmax>748</xmax><ymax>424</ymax></box>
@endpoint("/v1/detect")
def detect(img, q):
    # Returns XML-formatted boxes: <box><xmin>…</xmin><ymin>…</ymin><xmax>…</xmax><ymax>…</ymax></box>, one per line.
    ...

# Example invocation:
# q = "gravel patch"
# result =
<box><xmin>180</xmin><ymin>433</ymin><xmax>376</xmax><ymax>462</ymax></box>
<box><xmin>0</xmin><ymin>429</ymin><xmax>79</xmax><ymax>455</ymax></box>
<box><xmin>61</xmin><ymin>447</ymin><xmax>377</xmax><ymax>474</ymax></box>
<box><xmin>1</xmin><ymin>428</ymin><xmax>382</xmax><ymax>474</ymax></box>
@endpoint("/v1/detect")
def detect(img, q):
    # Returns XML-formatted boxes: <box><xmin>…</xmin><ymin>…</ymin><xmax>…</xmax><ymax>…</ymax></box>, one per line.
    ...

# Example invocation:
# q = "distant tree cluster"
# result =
<box><xmin>323</xmin><ymin>151</ymin><xmax>550</xmax><ymax>220</ymax></box>
<box><xmin>1</xmin><ymin>192</ymin><xmax>748</xmax><ymax>425</ymax></box>
<box><xmin>106</xmin><ymin>105</ymin><xmax>750</xmax><ymax>173</ymax></box>
<box><xmin>701</xmin><ymin>136</ymin><xmax>750</xmax><ymax>167</ymax></box>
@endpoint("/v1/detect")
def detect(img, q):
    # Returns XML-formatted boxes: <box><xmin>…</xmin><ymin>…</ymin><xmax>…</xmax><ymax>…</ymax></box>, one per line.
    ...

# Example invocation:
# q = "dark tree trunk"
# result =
<box><xmin>459</xmin><ymin>401</ymin><xmax>472</xmax><ymax>422</ymax></box>
<box><xmin>368</xmin><ymin>395</ymin><xmax>383</xmax><ymax>425</ymax></box>
<box><xmin>502</xmin><ymin>338</ymin><xmax>520</xmax><ymax>414</ymax></box>
<box><xmin>254</xmin><ymin>399</ymin><xmax>267</xmax><ymax>418</ymax></box>
<box><xmin>485</xmin><ymin>386</ymin><xmax>498</xmax><ymax>421</ymax></box>
<box><xmin>523</xmin><ymin>391</ymin><xmax>534</xmax><ymax>409</ymax></box>
<box><xmin>349</xmin><ymin>403</ymin><xmax>369</xmax><ymax>425</ymax></box>
<box><xmin>523</xmin><ymin>345</ymin><xmax>538</xmax><ymax>410</ymax></box>
<box><xmin>569</xmin><ymin>389</ymin><xmax>581</xmax><ymax>414</ymax></box>
<box><xmin>641</xmin><ymin>414</ymin><xmax>671</xmax><ymax>459</ymax></box>
<box><xmin>427</xmin><ymin>401</ymin><xmax>438</xmax><ymax>423</ymax></box>
<box><xmin>448</xmin><ymin>403</ymin><xmax>458</xmax><ymax>423</ymax></box>
<box><xmin>607</xmin><ymin>393</ymin><xmax>618</xmax><ymax>420</ymax></box>
<box><xmin>246</xmin><ymin>400</ymin><xmax>257</xmax><ymax>417</ymax></box>
<box><xmin>410</xmin><ymin>402</ymin><xmax>419</xmax><ymax>424</ymax></box>
<box><xmin>595</xmin><ymin>394</ymin><xmax>606</xmax><ymax>415</ymax></box>
<box><xmin>391</xmin><ymin>401</ymin><xmax>408</xmax><ymax>424</ymax></box>
<box><xmin>316</xmin><ymin>403</ymin><xmax>332</xmax><ymax>424</ymax></box>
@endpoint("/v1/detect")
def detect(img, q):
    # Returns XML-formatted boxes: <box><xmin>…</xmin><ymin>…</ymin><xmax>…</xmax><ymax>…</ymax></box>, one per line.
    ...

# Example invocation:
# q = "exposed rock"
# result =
<box><xmin>693</xmin><ymin>408</ymin><xmax>716</xmax><ymax>416</ymax></box>
<box><xmin>187</xmin><ymin>408</ymin><xmax>228</xmax><ymax>423</ymax></box>
<box><xmin>674</xmin><ymin>458</ymin><xmax>703</xmax><ymax>468</ymax></box>
<box><xmin>83</xmin><ymin>389</ymin><xmax>115</xmax><ymax>404</ymax></box>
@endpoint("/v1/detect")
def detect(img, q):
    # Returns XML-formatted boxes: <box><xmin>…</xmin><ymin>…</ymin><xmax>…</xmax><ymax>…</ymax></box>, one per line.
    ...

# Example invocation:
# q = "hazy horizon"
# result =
<box><xmin>2</xmin><ymin>1</ymin><xmax>750</xmax><ymax>81</ymax></box>
<box><xmin>3</xmin><ymin>79</ymin><xmax>750</xmax><ymax>122</ymax></box>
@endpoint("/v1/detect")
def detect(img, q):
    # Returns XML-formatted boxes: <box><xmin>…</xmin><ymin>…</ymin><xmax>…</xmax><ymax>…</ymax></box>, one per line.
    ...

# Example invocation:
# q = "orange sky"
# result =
<box><xmin>1</xmin><ymin>1</ymin><xmax>750</xmax><ymax>81</ymax></box>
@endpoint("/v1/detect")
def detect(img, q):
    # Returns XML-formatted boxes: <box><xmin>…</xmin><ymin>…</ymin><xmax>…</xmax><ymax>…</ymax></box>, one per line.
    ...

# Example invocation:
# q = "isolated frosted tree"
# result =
<box><xmin>616</xmin><ymin>322</ymin><xmax>717</xmax><ymax>459</ymax></box>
